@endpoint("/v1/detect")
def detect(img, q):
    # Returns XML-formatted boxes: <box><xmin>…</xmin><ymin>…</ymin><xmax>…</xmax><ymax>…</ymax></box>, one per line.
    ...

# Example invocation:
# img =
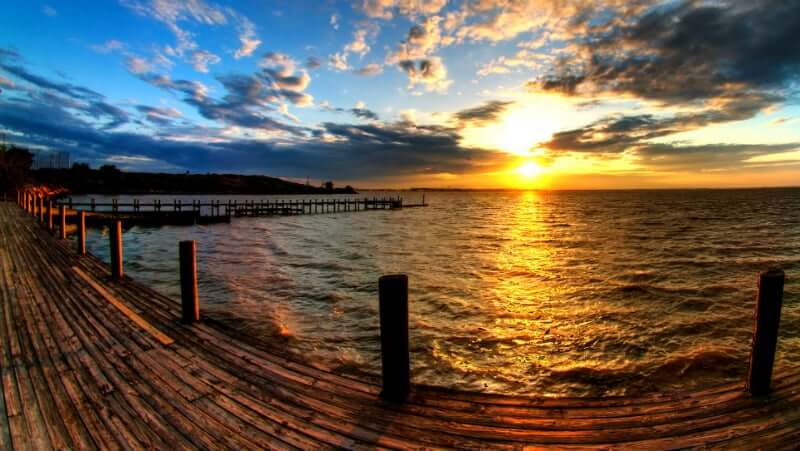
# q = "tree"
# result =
<box><xmin>0</xmin><ymin>145</ymin><xmax>33</xmax><ymax>194</ymax></box>
<box><xmin>324</xmin><ymin>181</ymin><xmax>334</xmax><ymax>191</ymax></box>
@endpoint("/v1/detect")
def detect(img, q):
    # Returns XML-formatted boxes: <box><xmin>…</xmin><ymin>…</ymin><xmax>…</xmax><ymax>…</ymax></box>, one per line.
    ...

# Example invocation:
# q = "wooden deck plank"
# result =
<box><xmin>1</xmin><ymin>201</ymin><xmax>799</xmax><ymax>449</ymax></box>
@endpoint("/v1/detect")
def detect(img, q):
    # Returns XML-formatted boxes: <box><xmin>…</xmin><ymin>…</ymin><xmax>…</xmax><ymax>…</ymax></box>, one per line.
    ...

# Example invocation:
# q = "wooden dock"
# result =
<box><xmin>1</xmin><ymin>200</ymin><xmax>800</xmax><ymax>449</ymax></box>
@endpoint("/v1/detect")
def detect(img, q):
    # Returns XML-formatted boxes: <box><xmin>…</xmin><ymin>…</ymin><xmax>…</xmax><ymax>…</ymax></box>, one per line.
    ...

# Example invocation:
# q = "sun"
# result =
<box><xmin>516</xmin><ymin>161</ymin><xmax>543</xmax><ymax>178</ymax></box>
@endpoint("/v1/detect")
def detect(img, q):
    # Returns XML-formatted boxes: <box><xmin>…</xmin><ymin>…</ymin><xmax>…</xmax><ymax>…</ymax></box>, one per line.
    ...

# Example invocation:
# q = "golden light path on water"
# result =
<box><xmin>78</xmin><ymin>189</ymin><xmax>800</xmax><ymax>397</ymax></box>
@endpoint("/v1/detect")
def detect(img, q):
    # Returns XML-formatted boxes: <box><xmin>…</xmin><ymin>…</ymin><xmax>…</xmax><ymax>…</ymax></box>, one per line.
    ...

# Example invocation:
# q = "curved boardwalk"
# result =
<box><xmin>1</xmin><ymin>202</ymin><xmax>799</xmax><ymax>450</ymax></box>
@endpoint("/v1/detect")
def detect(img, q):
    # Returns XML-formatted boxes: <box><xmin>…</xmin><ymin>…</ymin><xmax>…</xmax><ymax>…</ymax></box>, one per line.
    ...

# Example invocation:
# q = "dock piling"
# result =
<box><xmin>179</xmin><ymin>240</ymin><xmax>200</xmax><ymax>323</ymax></box>
<box><xmin>48</xmin><ymin>200</ymin><xmax>54</xmax><ymax>231</ymax></box>
<box><xmin>747</xmin><ymin>268</ymin><xmax>785</xmax><ymax>396</ymax></box>
<box><xmin>378</xmin><ymin>274</ymin><xmax>411</xmax><ymax>402</ymax></box>
<box><xmin>110</xmin><ymin>221</ymin><xmax>123</xmax><ymax>280</ymax></box>
<box><xmin>59</xmin><ymin>206</ymin><xmax>66</xmax><ymax>240</ymax></box>
<box><xmin>78</xmin><ymin>211</ymin><xmax>86</xmax><ymax>255</ymax></box>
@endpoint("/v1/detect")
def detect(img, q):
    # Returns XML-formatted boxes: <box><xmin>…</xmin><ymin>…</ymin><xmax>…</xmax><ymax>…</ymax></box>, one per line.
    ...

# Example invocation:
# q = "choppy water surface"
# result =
<box><xmin>77</xmin><ymin>189</ymin><xmax>800</xmax><ymax>397</ymax></box>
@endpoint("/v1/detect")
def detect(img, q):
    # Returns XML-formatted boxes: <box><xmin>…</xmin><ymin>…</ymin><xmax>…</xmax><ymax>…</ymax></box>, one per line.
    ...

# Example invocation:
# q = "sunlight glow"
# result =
<box><xmin>516</xmin><ymin>161</ymin><xmax>543</xmax><ymax>178</ymax></box>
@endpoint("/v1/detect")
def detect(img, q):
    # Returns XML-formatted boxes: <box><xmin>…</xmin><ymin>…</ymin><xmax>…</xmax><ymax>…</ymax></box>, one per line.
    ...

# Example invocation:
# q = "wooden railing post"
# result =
<box><xmin>747</xmin><ymin>268</ymin><xmax>785</xmax><ymax>396</ymax></box>
<box><xmin>109</xmin><ymin>221</ymin><xmax>123</xmax><ymax>280</ymax></box>
<box><xmin>179</xmin><ymin>240</ymin><xmax>200</xmax><ymax>323</ymax></box>
<box><xmin>78</xmin><ymin>211</ymin><xmax>86</xmax><ymax>255</ymax></box>
<box><xmin>59</xmin><ymin>205</ymin><xmax>67</xmax><ymax>240</ymax></box>
<box><xmin>378</xmin><ymin>274</ymin><xmax>410</xmax><ymax>402</ymax></box>
<box><xmin>48</xmin><ymin>200</ymin><xmax>54</xmax><ymax>231</ymax></box>
<box><xmin>39</xmin><ymin>195</ymin><xmax>45</xmax><ymax>224</ymax></box>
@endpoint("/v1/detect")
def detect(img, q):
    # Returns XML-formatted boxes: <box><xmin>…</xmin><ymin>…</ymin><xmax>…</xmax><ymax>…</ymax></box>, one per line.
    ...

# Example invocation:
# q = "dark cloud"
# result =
<box><xmin>635</xmin><ymin>142</ymin><xmax>800</xmax><ymax>171</ymax></box>
<box><xmin>0</xmin><ymin>95</ymin><xmax>508</xmax><ymax>178</ymax></box>
<box><xmin>453</xmin><ymin>100</ymin><xmax>513</xmax><ymax>126</ymax></box>
<box><xmin>305</xmin><ymin>56</ymin><xmax>321</xmax><ymax>70</ymax></box>
<box><xmin>135</xmin><ymin>105</ymin><xmax>181</xmax><ymax>126</ymax></box>
<box><xmin>0</xmin><ymin>62</ymin><xmax>102</xmax><ymax>100</ymax></box>
<box><xmin>0</xmin><ymin>54</ymin><xmax>508</xmax><ymax>179</ymax></box>
<box><xmin>349</xmin><ymin>108</ymin><xmax>379</xmax><ymax>121</ymax></box>
<box><xmin>544</xmin><ymin>93</ymin><xmax>782</xmax><ymax>154</ymax></box>
<box><xmin>139</xmin><ymin>72</ymin><xmax>307</xmax><ymax>134</ymax></box>
<box><xmin>321</xmin><ymin>103</ymin><xmax>380</xmax><ymax>121</ymax></box>
<box><xmin>532</xmin><ymin>1</ymin><xmax>800</xmax><ymax>106</ymax></box>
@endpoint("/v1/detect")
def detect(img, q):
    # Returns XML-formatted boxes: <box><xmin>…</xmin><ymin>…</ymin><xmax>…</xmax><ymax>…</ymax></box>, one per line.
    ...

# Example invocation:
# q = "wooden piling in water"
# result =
<box><xmin>179</xmin><ymin>240</ymin><xmax>200</xmax><ymax>323</ymax></box>
<box><xmin>110</xmin><ymin>221</ymin><xmax>123</xmax><ymax>280</ymax></box>
<box><xmin>59</xmin><ymin>205</ymin><xmax>67</xmax><ymax>240</ymax></box>
<box><xmin>48</xmin><ymin>200</ymin><xmax>54</xmax><ymax>231</ymax></box>
<box><xmin>747</xmin><ymin>268</ymin><xmax>785</xmax><ymax>396</ymax></box>
<box><xmin>78</xmin><ymin>210</ymin><xmax>86</xmax><ymax>255</ymax></box>
<box><xmin>378</xmin><ymin>274</ymin><xmax>410</xmax><ymax>402</ymax></box>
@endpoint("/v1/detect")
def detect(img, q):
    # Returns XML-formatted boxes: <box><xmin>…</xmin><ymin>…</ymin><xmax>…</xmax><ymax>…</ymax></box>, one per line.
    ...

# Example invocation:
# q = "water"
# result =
<box><xmin>74</xmin><ymin>189</ymin><xmax>800</xmax><ymax>397</ymax></box>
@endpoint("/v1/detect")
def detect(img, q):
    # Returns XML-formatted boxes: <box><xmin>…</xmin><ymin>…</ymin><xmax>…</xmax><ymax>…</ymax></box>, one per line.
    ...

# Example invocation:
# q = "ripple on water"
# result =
<box><xmin>79</xmin><ymin>189</ymin><xmax>800</xmax><ymax>397</ymax></box>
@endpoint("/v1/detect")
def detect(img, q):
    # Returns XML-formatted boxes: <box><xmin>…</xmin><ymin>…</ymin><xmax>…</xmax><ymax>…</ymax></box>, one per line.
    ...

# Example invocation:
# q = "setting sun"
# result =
<box><xmin>516</xmin><ymin>161</ymin><xmax>543</xmax><ymax>178</ymax></box>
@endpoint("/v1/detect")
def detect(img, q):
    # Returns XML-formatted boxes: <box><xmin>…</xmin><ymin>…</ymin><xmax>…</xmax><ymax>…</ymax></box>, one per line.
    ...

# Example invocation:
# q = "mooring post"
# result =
<box><xmin>109</xmin><ymin>221</ymin><xmax>123</xmax><ymax>280</ymax></box>
<box><xmin>179</xmin><ymin>240</ymin><xmax>200</xmax><ymax>323</ymax></box>
<box><xmin>48</xmin><ymin>200</ymin><xmax>54</xmax><ymax>231</ymax></box>
<box><xmin>78</xmin><ymin>210</ymin><xmax>86</xmax><ymax>255</ymax></box>
<box><xmin>378</xmin><ymin>274</ymin><xmax>411</xmax><ymax>402</ymax></box>
<box><xmin>39</xmin><ymin>195</ymin><xmax>45</xmax><ymax>224</ymax></box>
<box><xmin>747</xmin><ymin>268</ymin><xmax>785</xmax><ymax>395</ymax></box>
<box><xmin>59</xmin><ymin>205</ymin><xmax>67</xmax><ymax>240</ymax></box>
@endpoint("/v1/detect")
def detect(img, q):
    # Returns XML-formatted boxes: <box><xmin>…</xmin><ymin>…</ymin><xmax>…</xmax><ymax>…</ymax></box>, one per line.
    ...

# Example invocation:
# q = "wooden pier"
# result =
<box><xmin>1</xmin><ymin>199</ymin><xmax>800</xmax><ymax>449</ymax></box>
<box><xmin>55</xmin><ymin>196</ymin><xmax>409</xmax><ymax>219</ymax></box>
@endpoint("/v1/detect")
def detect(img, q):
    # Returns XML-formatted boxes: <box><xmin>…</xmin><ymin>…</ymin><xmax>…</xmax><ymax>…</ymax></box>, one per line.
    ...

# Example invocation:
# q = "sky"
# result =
<box><xmin>1</xmin><ymin>0</ymin><xmax>799</xmax><ymax>189</ymax></box>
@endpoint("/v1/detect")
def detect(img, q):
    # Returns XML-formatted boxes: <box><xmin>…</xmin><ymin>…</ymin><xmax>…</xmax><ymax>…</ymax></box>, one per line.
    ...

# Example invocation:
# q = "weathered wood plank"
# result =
<box><xmin>1</xmin><ymin>201</ymin><xmax>799</xmax><ymax>450</ymax></box>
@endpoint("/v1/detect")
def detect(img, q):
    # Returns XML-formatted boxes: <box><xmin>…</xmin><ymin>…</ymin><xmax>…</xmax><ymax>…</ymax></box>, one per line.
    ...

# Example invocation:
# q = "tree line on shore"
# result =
<box><xmin>0</xmin><ymin>145</ymin><xmax>355</xmax><ymax>196</ymax></box>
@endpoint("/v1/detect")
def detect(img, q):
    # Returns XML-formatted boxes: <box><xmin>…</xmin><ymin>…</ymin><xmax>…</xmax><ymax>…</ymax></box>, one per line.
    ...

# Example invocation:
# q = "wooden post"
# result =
<box><xmin>179</xmin><ymin>240</ymin><xmax>200</xmax><ymax>323</ymax></box>
<box><xmin>48</xmin><ymin>201</ymin><xmax>54</xmax><ymax>231</ymax></box>
<box><xmin>747</xmin><ymin>268</ymin><xmax>785</xmax><ymax>395</ymax></box>
<box><xmin>59</xmin><ymin>205</ymin><xmax>67</xmax><ymax>240</ymax></box>
<box><xmin>39</xmin><ymin>196</ymin><xmax>45</xmax><ymax>224</ymax></box>
<box><xmin>78</xmin><ymin>211</ymin><xmax>86</xmax><ymax>255</ymax></box>
<box><xmin>378</xmin><ymin>274</ymin><xmax>410</xmax><ymax>402</ymax></box>
<box><xmin>109</xmin><ymin>221</ymin><xmax>123</xmax><ymax>280</ymax></box>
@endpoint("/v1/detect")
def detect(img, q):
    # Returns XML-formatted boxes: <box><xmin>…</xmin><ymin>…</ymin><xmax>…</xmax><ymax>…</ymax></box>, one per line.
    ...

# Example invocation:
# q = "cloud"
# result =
<box><xmin>121</xmin><ymin>0</ymin><xmax>234</xmax><ymax>72</ymax></box>
<box><xmin>398</xmin><ymin>57</ymin><xmax>452</xmax><ymax>92</ymax></box>
<box><xmin>42</xmin><ymin>5</ymin><xmax>57</xmax><ymax>17</ymax></box>
<box><xmin>344</xmin><ymin>28</ymin><xmax>371</xmax><ymax>56</ymax></box>
<box><xmin>0</xmin><ymin>76</ymin><xmax>15</xmax><ymax>89</ymax></box>
<box><xmin>530</xmin><ymin>1</ymin><xmax>800</xmax><ymax>105</ymax></box>
<box><xmin>350</xmin><ymin>108</ymin><xmax>379</xmax><ymax>120</ymax></box>
<box><xmin>634</xmin><ymin>142</ymin><xmax>800</xmax><ymax>172</ymax></box>
<box><xmin>453</xmin><ymin>100</ymin><xmax>514</xmax><ymax>126</ymax></box>
<box><xmin>330</xmin><ymin>13</ymin><xmax>339</xmax><ymax>30</ymax></box>
<box><xmin>329</xmin><ymin>52</ymin><xmax>349</xmax><ymax>71</ymax></box>
<box><xmin>136</xmin><ymin>105</ymin><xmax>182</xmax><ymax>125</ymax></box>
<box><xmin>320</xmin><ymin>102</ymin><xmax>380</xmax><ymax>121</ymax></box>
<box><xmin>260</xmin><ymin>52</ymin><xmax>313</xmax><ymax>104</ymax></box>
<box><xmin>386</xmin><ymin>17</ymin><xmax>453</xmax><ymax>91</ymax></box>
<box><xmin>188</xmin><ymin>50</ymin><xmax>221</xmax><ymax>73</ymax></box>
<box><xmin>305</xmin><ymin>57</ymin><xmax>322</xmax><ymax>70</ymax></box>
<box><xmin>91</xmin><ymin>40</ymin><xmax>125</xmax><ymax>54</ymax></box>
<box><xmin>1</xmin><ymin>91</ymin><xmax>510</xmax><ymax>179</ymax></box>
<box><xmin>0</xmin><ymin>61</ymin><xmax>102</xmax><ymax>100</ymax></box>
<box><xmin>360</xmin><ymin>0</ymin><xmax>447</xmax><ymax>20</ymax></box>
<box><xmin>231</xmin><ymin>11</ymin><xmax>261</xmax><ymax>59</ymax></box>
<box><xmin>125</xmin><ymin>56</ymin><xmax>152</xmax><ymax>74</ymax></box>
<box><xmin>543</xmin><ymin>93</ymin><xmax>781</xmax><ymax>154</ymax></box>
<box><xmin>355</xmin><ymin>63</ymin><xmax>383</xmax><ymax>76</ymax></box>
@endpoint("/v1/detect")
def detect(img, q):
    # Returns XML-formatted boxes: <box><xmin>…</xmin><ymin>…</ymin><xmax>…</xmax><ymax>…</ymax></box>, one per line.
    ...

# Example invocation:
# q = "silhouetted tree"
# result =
<box><xmin>324</xmin><ymin>181</ymin><xmax>334</xmax><ymax>192</ymax></box>
<box><xmin>0</xmin><ymin>145</ymin><xmax>33</xmax><ymax>194</ymax></box>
